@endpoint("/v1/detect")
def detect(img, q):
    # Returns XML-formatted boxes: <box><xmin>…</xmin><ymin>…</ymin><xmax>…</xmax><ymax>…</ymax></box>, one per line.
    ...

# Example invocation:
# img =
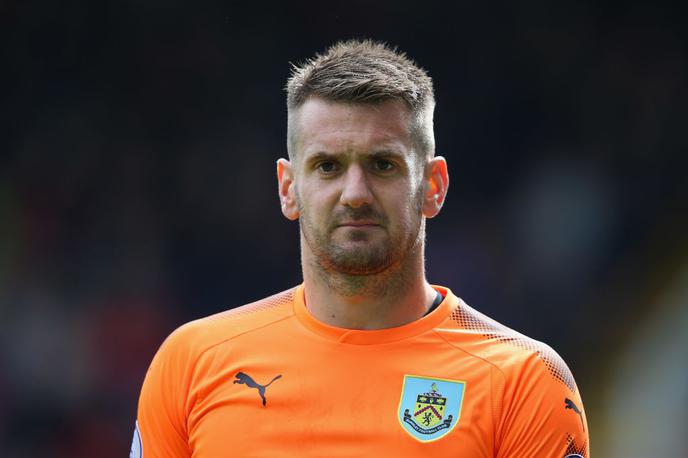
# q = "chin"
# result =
<box><xmin>327</xmin><ymin>249</ymin><xmax>395</xmax><ymax>275</ymax></box>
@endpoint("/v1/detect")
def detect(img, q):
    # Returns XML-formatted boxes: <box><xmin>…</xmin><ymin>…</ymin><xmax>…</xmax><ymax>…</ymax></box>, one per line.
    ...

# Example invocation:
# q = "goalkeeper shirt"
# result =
<box><xmin>133</xmin><ymin>284</ymin><xmax>589</xmax><ymax>457</ymax></box>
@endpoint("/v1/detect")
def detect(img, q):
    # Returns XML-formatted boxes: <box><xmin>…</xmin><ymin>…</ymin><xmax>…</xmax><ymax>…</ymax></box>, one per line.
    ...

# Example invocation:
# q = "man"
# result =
<box><xmin>133</xmin><ymin>40</ymin><xmax>589</xmax><ymax>457</ymax></box>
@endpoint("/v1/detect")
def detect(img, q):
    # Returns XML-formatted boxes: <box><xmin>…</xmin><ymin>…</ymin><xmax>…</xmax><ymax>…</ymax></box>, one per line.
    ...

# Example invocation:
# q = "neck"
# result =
<box><xmin>300</xmin><ymin>232</ymin><xmax>438</xmax><ymax>330</ymax></box>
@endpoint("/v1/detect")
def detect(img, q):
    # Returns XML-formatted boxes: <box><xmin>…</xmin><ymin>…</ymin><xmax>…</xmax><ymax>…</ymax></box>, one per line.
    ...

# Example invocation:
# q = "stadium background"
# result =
<box><xmin>1</xmin><ymin>1</ymin><xmax>686</xmax><ymax>456</ymax></box>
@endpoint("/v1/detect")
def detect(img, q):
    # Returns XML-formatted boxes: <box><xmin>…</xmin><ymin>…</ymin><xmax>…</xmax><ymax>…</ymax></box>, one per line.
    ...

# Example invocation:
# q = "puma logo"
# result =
<box><xmin>564</xmin><ymin>398</ymin><xmax>585</xmax><ymax>431</ymax></box>
<box><xmin>233</xmin><ymin>372</ymin><xmax>282</xmax><ymax>406</ymax></box>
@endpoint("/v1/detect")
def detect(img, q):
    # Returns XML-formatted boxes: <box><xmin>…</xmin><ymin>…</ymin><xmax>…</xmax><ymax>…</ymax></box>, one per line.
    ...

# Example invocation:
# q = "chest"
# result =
<box><xmin>187</xmin><ymin>335</ymin><xmax>496</xmax><ymax>457</ymax></box>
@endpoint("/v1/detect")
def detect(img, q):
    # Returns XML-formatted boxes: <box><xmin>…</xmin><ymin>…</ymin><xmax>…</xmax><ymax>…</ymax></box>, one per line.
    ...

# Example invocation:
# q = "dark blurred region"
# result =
<box><xmin>1</xmin><ymin>1</ymin><xmax>686</xmax><ymax>456</ymax></box>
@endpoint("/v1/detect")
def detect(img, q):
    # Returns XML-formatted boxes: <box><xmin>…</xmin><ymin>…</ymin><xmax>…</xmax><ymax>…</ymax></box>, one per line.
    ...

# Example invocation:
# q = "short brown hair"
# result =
<box><xmin>286</xmin><ymin>39</ymin><xmax>436</xmax><ymax>158</ymax></box>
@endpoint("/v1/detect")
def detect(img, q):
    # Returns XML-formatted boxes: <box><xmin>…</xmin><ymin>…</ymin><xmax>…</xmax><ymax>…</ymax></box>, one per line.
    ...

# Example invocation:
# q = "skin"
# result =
<box><xmin>277</xmin><ymin>97</ymin><xmax>449</xmax><ymax>330</ymax></box>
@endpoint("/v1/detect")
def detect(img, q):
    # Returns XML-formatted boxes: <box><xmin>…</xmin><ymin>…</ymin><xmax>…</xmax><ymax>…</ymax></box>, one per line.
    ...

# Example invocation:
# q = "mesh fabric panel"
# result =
<box><xmin>565</xmin><ymin>433</ymin><xmax>588</xmax><ymax>457</ymax></box>
<box><xmin>209</xmin><ymin>288</ymin><xmax>296</xmax><ymax>320</ymax></box>
<box><xmin>450</xmin><ymin>303</ymin><xmax>577</xmax><ymax>392</ymax></box>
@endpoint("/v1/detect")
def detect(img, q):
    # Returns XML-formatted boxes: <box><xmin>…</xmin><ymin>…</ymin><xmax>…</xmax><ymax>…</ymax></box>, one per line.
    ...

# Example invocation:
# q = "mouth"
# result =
<box><xmin>336</xmin><ymin>221</ymin><xmax>381</xmax><ymax>228</ymax></box>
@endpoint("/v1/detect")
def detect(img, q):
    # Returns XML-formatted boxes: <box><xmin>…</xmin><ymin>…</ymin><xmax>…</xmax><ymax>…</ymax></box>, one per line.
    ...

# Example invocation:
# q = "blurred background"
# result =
<box><xmin>1</xmin><ymin>0</ymin><xmax>686</xmax><ymax>456</ymax></box>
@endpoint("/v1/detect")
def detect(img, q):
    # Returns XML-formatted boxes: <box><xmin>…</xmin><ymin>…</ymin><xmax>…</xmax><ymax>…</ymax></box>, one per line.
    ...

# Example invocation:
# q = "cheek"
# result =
<box><xmin>301</xmin><ymin>180</ymin><xmax>338</xmax><ymax>209</ymax></box>
<box><xmin>398</xmin><ymin>188</ymin><xmax>424</xmax><ymax>229</ymax></box>
<box><xmin>400</xmin><ymin>180</ymin><xmax>424</xmax><ymax>212</ymax></box>
<box><xmin>297</xmin><ymin>190</ymin><xmax>326</xmax><ymax>222</ymax></box>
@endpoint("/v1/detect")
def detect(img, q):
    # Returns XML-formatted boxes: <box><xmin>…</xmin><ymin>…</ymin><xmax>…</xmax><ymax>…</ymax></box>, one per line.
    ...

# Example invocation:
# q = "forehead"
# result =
<box><xmin>291</xmin><ymin>98</ymin><xmax>413</xmax><ymax>158</ymax></box>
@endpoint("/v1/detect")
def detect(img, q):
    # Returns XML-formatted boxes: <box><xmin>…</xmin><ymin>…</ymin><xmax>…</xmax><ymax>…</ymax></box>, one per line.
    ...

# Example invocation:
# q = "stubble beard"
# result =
<box><xmin>299</xmin><ymin>200</ymin><xmax>425</xmax><ymax>298</ymax></box>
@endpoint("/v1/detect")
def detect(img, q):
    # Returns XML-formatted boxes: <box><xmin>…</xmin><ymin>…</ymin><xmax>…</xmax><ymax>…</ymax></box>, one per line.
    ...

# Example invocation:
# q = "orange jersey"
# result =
<box><xmin>133</xmin><ymin>285</ymin><xmax>589</xmax><ymax>457</ymax></box>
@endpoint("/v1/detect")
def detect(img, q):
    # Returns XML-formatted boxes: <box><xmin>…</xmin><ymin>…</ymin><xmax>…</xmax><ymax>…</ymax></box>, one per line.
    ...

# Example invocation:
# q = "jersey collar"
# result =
<box><xmin>292</xmin><ymin>284</ymin><xmax>459</xmax><ymax>345</ymax></box>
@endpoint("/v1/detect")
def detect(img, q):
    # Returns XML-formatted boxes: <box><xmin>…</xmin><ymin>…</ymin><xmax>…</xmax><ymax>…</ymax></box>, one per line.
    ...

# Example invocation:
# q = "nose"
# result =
<box><xmin>339</xmin><ymin>164</ymin><xmax>374</xmax><ymax>208</ymax></box>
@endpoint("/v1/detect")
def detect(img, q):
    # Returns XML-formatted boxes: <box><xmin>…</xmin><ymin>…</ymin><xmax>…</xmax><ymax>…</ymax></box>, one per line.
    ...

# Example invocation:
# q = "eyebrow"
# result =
<box><xmin>305</xmin><ymin>151</ymin><xmax>337</xmax><ymax>164</ymax></box>
<box><xmin>369</xmin><ymin>150</ymin><xmax>404</xmax><ymax>160</ymax></box>
<box><xmin>304</xmin><ymin>149</ymin><xmax>405</xmax><ymax>164</ymax></box>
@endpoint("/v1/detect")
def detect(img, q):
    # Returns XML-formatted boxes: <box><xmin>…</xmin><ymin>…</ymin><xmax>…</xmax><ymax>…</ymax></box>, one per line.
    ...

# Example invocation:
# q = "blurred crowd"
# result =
<box><xmin>1</xmin><ymin>1</ymin><xmax>686</xmax><ymax>456</ymax></box>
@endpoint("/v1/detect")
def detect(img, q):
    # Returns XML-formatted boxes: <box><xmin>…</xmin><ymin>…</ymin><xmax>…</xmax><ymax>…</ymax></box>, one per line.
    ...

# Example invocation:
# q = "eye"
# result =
<box><xmin>373</xmin><ymin>159</ymin><xmax>395</xmax><ymax>172</ymax></box>
<box><xmin>316</xmin><ymin>161</ymin><xmax>339</xmax><ymax>173</ymax></box>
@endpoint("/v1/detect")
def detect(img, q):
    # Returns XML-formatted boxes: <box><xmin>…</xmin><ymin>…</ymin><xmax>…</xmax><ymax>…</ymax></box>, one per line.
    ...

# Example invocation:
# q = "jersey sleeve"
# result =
<box><xmin>135</xmin><ymin>326</ymin><xmax>195</xmax><ymax>458</ymax></box>
<box><xmin>495</xmin><ymin>348</ymin><xmax>590</xmax><ymax>458</ymax></box>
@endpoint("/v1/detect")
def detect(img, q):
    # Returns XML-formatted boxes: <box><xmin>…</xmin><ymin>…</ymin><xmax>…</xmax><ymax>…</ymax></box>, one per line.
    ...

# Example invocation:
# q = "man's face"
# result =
<box><xmin>284</xmin><ymin>98</ymin><xmax>427</xmax><ymax>276</ymax></box>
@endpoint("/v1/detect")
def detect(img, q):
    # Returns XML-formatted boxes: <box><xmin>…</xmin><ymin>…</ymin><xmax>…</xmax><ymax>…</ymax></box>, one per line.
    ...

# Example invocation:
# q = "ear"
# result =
<box><xmin>277</xmin><ymin>158</ymin><xmax>300</xmax><ymax>220</ymax></box>
<box><xmin>422</xmin><ymin>156</ymin><xmax>449</xmax><ymax>218</ymax></box>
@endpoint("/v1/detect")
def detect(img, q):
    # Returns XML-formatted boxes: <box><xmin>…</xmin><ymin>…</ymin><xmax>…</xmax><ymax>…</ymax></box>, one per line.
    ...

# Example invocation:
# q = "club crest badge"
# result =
<box><xmin>397</xmin><ymin>375</ymin><xmax>466</xmax><ymax>442</ymax></box>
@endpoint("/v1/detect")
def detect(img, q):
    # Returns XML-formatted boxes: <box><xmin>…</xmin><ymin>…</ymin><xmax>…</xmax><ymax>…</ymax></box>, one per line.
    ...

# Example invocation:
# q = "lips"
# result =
<box><xmin>336</xmin><ymin>221</ymin><xmax>380</xmax><ymax>227</ymax></box>
<box><xmin>338</xmin><ymin>221</ymin><xmax>379</xmax><ymax>227</ymax></box>
<box><xmin>332</xmin><ymin>209</ymin><xmax>385</xmax><ymax>229</ymax></box>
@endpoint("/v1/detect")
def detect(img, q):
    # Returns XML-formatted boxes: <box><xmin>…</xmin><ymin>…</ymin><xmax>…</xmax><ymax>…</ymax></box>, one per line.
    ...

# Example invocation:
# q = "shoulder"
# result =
<box><xmin>157</xmin><ymin>287</ymin><xmax>298</xmax><ymax>363</ymax></box>
<box><xmin>135</xmin><ymin>288</ymin><xmax>299</xmax><ymax>454</ymax></box>
<box><xmin>438</xmin><ymin>300</ymin><xmax>589</xmax><ymax>454</ymax></box>
<box><xmin>437</xmin><ymin>298</ymin><xmax>577</xmax><ymax>393</ymax></box>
